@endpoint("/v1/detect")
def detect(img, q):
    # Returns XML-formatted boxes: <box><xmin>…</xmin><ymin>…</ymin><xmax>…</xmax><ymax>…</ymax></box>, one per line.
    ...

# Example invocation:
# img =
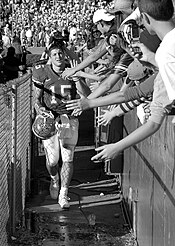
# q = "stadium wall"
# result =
<box><xmin>123</xmin><ymin>109</ymin><xmax>175</xmax><ymax>246</ymax></box>
<box><xmin>0</xmin><ymin>72</ymin><xmax>33</xmax><ymax>245</ymax></box>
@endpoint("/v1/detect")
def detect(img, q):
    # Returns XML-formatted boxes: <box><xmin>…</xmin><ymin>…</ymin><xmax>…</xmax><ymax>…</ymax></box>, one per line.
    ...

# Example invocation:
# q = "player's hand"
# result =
<box><xmin>91</xmin><ymin>143</ymin><xmax>120</xmax><ymax>162</ymax></box>
<box><xmin>38</xmin><ymin>107</ymin><xmax>53</xmax><ymax>118</ymax></box>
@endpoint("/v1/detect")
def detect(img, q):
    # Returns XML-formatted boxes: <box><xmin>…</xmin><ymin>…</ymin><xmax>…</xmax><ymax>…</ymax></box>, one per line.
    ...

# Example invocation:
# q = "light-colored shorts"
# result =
<box><xmin>42</xmin><ymin>117</ymin><xmax>79</xmax><ymax>164</ymax></box>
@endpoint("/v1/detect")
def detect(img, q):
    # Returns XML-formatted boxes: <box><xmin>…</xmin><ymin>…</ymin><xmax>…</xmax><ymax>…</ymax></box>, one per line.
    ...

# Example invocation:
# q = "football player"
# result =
<box><xmin>32</xmin><ymin>35</ymin><xmax>89</xmax><ymax>209</ymax></box>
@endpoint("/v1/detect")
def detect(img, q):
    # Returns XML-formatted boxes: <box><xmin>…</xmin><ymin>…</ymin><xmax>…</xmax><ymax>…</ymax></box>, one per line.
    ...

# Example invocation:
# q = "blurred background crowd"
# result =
<box><xmin>0</xmin><ymin>0</ymin><xmax>113</xmax><ymax>48</ymax></box>
<box><xmin>0</xmin><ymin>0</ymin><xmax>114</xmax><ymax>83</ymax></box>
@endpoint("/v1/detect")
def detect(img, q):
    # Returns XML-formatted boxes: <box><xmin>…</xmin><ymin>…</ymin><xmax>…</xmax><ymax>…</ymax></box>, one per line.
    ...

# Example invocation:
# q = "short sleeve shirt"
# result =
<box><xmin>155</xmin><ymin>28</ymin><xmax>175</xmax><ymax>101</ymax></box>
<box><xmin>149</xmin><ymin>73</ymin><xmax>174</xmax><ymax>124</ymax></box>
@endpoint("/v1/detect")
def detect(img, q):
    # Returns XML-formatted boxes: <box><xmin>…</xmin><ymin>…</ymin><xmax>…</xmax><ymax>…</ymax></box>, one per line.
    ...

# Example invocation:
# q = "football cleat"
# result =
<box><xmin>58</xmin><ymin>194</ymin><xmax>70</xmax><ymax>209</ymax></box>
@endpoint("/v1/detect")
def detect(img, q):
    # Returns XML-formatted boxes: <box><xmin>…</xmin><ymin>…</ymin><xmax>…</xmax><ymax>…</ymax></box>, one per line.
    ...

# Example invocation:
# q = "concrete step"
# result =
<box><xmin>24</xmin><ymin>190</ymin><xmax>132</xmax><ymax>246</ymax></box>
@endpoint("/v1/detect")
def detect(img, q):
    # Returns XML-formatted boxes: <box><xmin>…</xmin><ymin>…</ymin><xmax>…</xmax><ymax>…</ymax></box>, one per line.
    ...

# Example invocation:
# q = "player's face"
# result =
<box><xmin>50</xmin><ymin>48</ymin><xmax>65</xmax><ymax>67</ymax></box>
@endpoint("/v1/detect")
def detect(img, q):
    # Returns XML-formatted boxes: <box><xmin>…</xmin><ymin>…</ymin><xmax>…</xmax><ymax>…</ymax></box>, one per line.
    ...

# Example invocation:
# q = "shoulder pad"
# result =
<box><xmin>32</xmin><ymin>64</ymin><xmax>47</xmax><ymax>83</ymax></box>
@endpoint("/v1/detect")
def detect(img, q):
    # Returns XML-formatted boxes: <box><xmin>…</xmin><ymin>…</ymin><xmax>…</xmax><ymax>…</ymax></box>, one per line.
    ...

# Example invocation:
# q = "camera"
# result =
<box><xmin>130</xmin><ymin>20</ymin><xmax>140</xmax><ymax>42</ymax></box>
<box><xmin>118</xmin><ymin>19</ymin><xmax>142</xmax><ymax>55</ymax></box>
<box><xmin>130</xmin><ymin>20</ymin><xmax>142</xmax><ymax>55</ymax></box>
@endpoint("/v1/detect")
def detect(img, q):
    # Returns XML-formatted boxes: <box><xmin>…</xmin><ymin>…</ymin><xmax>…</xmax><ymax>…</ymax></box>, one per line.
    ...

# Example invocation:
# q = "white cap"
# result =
<box><xmin>93</xmin><ymin>9</ymin><xmax>115</xmax><ymax>24</ymax></box>
<box><xmin>107</xmin><ymin>0</ymin><xmax>134</xmax><ymax>14</ymax></box>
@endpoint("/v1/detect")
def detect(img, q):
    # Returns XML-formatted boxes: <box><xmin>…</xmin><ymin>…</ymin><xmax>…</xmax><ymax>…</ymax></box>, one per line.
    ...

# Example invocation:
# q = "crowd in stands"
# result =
<box><xmin>0</xmin><ymin>0</ymin><xmax>113</xmax><ymax>48</ymax></box>
<box><xmin>0</xmin><ymin>0</ymin><xmax>114</xmax><ymax>83</ymax></box>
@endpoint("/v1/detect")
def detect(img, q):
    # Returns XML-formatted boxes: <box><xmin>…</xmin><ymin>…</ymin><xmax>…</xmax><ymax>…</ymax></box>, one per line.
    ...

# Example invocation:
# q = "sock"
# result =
<box><xmin>60</xmin><ymin>187</ymin><xmax>68</xmax><ymax>197</ymax></box>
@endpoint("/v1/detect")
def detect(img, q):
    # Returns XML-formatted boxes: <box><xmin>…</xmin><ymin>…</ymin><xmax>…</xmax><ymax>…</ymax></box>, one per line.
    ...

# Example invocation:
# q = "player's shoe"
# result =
<box><xmin>58</xmin><ymin>194</ymin><xmax>70</xmax><ymax>209</ymax></box>
<box><xmin>49</xmin><ymin>179</ymin><xmax>59</xmax><ymax>200</ymax></box>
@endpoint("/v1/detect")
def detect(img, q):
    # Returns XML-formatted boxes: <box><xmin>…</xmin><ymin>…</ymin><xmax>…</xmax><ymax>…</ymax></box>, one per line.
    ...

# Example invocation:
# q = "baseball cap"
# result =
<box><xmin>93</xmin><ymin>9</ymin><xmax>115</xmax><ymax>24</ymax></box>
<box><xmin>107</xmin><ymin>0</ymin><xmax>134</xmax><ymax>14</ymax></box>
<box><xmin>127</xmin><ymin>59</ymin><xmax>147</xmax><ymax>81</ymax></box>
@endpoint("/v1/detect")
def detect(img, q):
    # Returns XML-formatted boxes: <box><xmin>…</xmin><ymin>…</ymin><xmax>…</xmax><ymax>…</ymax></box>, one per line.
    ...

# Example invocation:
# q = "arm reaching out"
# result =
<box><xmin>66</xmin><ymin>51</ymin><xmax>134</xmax><ymax>111</ymax></box>
<box><xmin>91</xmin><ymin>119</ymin><xmax>161</xmax><ymax>162</ymax></box>
<box><xmin>66</xmin><ymin>75</ymin><xmax>134</xmax><ymax>112</ymax></box>
<box><xmin>97</xmin><ymin>108</ymin><xmax>118</xmax><ymax>126</ymax></box>
<box><xmin>130</xmin><ymin>42</ymin><xmax>157</xmax><ymax>68</ymax></box>
<box><xmin>66</xmin><ymin>90</ymin><xmax>125</xmax><ymax>111</ymax></box>
<box><xmin>97</xmin><ymin>96</ymin><xmax>150</xmax><ymax>126</ymax></box>
<box><xmin>62</xmin><ymin>43</ymin><xmax>107</xmax><ymax>79</ymax></box>
<box><xmin>75</xmin><ymin>70</ymin><xmax>106</xmax><ymax>82</ymax></box>
<box><xmin>69</xmin><ymin>60</ymin><xmax>91</xmax><ymax>97</ymax></box>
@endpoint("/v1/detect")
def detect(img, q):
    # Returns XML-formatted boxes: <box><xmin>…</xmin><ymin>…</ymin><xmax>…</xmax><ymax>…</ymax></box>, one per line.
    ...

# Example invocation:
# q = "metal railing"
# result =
<box><xmin>0</xmin><ymin>71</ymin><xmax>33</xmax><ymax>245</ymax></box>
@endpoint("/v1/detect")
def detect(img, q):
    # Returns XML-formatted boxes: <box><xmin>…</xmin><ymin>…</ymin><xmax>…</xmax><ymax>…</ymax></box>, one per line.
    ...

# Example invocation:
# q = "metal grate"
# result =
<box><xmin>0</xmin><ymin>89</ymin><xmax>12</xmax><ymax>245</ymax></box>
<box><xmin>0</xmin><ymin>72</ymin><xmax>33</xmax><ymax>245</ymax></box>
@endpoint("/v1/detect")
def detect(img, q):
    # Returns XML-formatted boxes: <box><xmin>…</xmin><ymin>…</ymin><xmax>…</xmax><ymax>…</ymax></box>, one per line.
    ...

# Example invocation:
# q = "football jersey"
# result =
<box><xmin>32</xmin><ymin>64</ymin><xmax>77</xmax><ymax>115</ymax></box>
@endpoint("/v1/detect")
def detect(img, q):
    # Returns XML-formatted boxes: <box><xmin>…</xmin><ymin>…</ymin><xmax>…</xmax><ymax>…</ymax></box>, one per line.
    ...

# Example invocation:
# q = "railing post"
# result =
<box><xmin>28</xmin><ymin>69</ymin><xmax>33</xmax><ymax>193</ymax></box>
<box><xmin>11</xmin><ymin>83</ymin><xmax>17</xmax><ymax>235</ymax></box>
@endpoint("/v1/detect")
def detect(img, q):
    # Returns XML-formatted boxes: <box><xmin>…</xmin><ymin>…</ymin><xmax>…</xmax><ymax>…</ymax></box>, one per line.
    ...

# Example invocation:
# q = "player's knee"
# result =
<box><xmin>47</xmin><ymin>160</ymin><xmax>58</xmax><ymax>167</ymax></box>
